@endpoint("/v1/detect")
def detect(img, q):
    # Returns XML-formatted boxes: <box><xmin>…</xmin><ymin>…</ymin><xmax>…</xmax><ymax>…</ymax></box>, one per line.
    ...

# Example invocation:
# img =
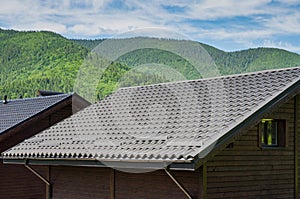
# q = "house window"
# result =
<box><xmin>260</xmin><ymin>119</ymin><xmax>286</xmax><ymax>147</ymax></box>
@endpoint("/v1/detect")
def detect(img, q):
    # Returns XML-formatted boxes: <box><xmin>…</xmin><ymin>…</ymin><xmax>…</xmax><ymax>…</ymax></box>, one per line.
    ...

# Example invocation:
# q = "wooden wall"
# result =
<box><xmin>50</xmin><ymin>166</ymin><xmax>202</xmax><ymax>199</ymax></box>
<box><xmin>206</xmin><ymin>97</ymin><xmax>297</xmax><ymax>198</ymax></box>
<box><xmin>0</xmin><ymin>164</ymin><xmax>46</xmax><ymax>199</ymax></box>
<box><xmin>51</xmin><ymin>166</ymin><xmax>111</xmax><ymax>199</ymax></box>
<box><xmin>297</xmin><ymin>95</ymin><xmax>300</xmax><ymax>198</ymax></box>
<box><xmin>115</xmin><ymin>169</ymin><xmax>201</xmax><ymax>199</ymax></box>
<box><xmin>0</xmin><ymin>104</ymin><xmax>72</xmax><ymax>199</ymax></box>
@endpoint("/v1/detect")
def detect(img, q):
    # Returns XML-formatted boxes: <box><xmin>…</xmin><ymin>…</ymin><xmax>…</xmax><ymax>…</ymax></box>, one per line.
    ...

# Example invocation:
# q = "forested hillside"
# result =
<box><xmin>74</xmin><ymin>39</ymin><xmax>300</xmax><ymax>75</ymax></box>
<box><xmin>204</xmin><ymin>46</ymin><xmax>300</xmax><ymax>75</ymax></box>
<box><xmin>0</xmin><ymin>29</ymin><xmax>87</xmax><ymax>98</ymax></box>
<box><xmin>1</xmin><ymin>28</ymin><xmax>300</xmax><ymax>101</ymax></box>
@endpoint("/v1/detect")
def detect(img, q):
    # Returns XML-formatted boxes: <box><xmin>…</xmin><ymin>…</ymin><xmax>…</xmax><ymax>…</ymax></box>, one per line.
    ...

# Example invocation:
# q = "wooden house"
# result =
<box><xmin>0</xmin><ymin>92</ymin><xmax>89</xmax><ymax>199</ymax></box>
<box><xmin>3</xmin><ymin>67</ymin><xmax>300</xmax><ymax>199</ymax></box>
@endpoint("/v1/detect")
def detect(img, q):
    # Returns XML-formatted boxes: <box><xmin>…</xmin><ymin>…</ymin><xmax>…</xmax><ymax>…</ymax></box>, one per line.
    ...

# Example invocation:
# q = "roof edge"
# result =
<box><xmin>193</xmin><ymin>78</ymin><xmax>300</xmax><ymax>170</ymax></box>
<box><xmin>0</xmin><ymin>94</ymin><xmax>73</xmax><ymax>136</ymax></box>
<box><xmin>71</xmin><ymin>92</ymin><xmax>92</xmax><ymax>113</ymax></box>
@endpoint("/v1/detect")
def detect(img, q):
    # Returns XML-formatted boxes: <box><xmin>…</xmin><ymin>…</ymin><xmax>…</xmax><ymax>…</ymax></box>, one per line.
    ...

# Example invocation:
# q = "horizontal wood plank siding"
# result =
<box><xmin>0</xmin><ymin>164</ymin><xmax>46</xmax><ymax>199</ymax></box>
<box><xmin>297</xmin><ymin>94</ymin><xmax>300</xmax><ymax>198</ymax></box>
<box><xmin>51</xmin><ymin>166</ymin><xmax>111</xmax><ymax>199</ymax></box>
<box><xmin>207</xmin><ymin>98</ymin><xmax>296</xmax><ymax>199</ymax></box>
<box><xmin>115</xmin><ymin>169</ymin><xmax>201</xmax><ymax>199</ymax></box>
<box><xmin>49</xmin><ymin>167</ymin><xmax>202</xmax><ymax>199</ymax></box>
<box><xmin>0</xmin><ymin>104</ymin><xmax>73</xmax><ymax>199</ymax></box>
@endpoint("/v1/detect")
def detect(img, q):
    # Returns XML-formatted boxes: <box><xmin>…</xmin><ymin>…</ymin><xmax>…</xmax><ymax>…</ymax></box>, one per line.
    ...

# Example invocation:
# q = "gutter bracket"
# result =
<box><xmin>164</xmin><ymin>167</ymin><xmax>193</xmax><ymax>199</ymax></box>
<box><xmin>25</xmin><ymin>160</ymin><xmax>50</xmax><ymax>185</ymax></box>
<box><xmin>25</xmin><ymin>160</ymin><xmax>52</xmax><ymax>199</ymax></box>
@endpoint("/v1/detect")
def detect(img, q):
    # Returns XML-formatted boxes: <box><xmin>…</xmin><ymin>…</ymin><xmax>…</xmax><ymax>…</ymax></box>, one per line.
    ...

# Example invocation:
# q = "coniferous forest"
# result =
<box><xmin>1</xmin><ymin>28</ymin><xmax>300</xmax><ymax>101</ymax></box>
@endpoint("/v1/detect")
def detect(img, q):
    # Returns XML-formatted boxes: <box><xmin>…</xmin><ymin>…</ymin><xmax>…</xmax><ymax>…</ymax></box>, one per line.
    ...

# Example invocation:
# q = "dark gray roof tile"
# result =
<box><xmin>0</xmin><ymin>94</ymin><xmax>71</xmax><ymax>134</ymax></box>
<box><xmin>3</xmin><ymin>67</ymin><xmax>300</xmax><ymax>163</ymax></box>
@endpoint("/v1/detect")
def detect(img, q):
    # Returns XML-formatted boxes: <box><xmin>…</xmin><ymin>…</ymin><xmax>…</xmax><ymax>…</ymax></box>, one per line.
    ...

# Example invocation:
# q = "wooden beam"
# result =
<box><xmin>202</xmin><ymin>163</ymin><xmax>207</xmax><ymax>199</ymax></box>
<box><xmin>46</xmin><ymin>165</ymin><xmax>52</xmax><ymax>199</ymax></box>
<box><xmin>295</xmin><ymin>95</ymin><xmax>299</xmax><ymax>198</ymax></box>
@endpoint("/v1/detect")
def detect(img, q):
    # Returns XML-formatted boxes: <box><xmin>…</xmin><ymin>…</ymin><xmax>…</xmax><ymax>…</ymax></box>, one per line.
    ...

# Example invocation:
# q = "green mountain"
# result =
<box><xmin>1</xmin><ymin>29</ymin><xmax>300</xmax><ymax>101</ymax></box>
<box><xmin>203</xmin><ymin>45</ymin><xmax>300</xmax><ymax>75</ymax></box>
<box><xmin>0</xmin><ymin>29</ymin><xmax>88</xmax><ymax>98</ymax></box>
<box><xmin>73</xmin><ymin>38</ymin><xmax>300</xmax><ymax>75</ymax></box>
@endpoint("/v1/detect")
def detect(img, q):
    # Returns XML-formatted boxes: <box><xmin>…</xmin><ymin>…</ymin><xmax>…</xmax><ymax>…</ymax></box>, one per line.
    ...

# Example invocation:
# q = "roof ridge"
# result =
<box><xmin>4</xmin><ymin>93</ymin><xmax>71</xmax><ymax>102</ymax></box>
<box><xmin>118</xmin><ymin>66</ymin><xmax>300</xmax><ymax>90</ymax></box>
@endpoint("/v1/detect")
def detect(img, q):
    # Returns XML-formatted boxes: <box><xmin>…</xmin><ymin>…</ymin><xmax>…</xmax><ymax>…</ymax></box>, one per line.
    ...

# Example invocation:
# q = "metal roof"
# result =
<box><xmin>0</xmin><ymin>94</ymin><xmax>71</xmax><ymax>134</ymax></box>
<box><xmin>3</xmin><ymin>67</ymin><xmax>300</xmax><ymax>168</ymax></box>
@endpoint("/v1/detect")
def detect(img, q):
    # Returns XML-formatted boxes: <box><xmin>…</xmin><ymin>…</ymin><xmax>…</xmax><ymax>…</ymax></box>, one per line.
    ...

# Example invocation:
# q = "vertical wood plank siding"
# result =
<box><xmin>206</xmin><ymin>97</ymin><xmax>297</xmax><ymax>199</ymax></box>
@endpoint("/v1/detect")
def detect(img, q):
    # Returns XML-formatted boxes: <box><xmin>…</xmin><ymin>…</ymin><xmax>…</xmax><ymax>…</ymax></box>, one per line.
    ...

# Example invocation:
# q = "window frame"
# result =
<box><xmin>258</xmin><ymin>118</ymin><xmax>288</xmax><ymax>149</ymax></box>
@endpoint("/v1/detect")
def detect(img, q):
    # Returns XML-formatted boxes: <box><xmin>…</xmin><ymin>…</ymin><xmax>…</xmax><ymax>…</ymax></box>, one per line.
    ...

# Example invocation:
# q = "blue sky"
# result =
<box><xmin>0</xmin><ymin>0</ymin><xmax>300</xmax><ymax>54</ymax></box>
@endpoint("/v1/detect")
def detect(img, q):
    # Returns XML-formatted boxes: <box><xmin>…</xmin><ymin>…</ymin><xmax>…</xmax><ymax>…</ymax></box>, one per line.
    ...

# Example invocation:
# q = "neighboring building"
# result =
<box><xmin>3</xmin><ymin>67</ymin><xmax>300</xmax><ymax>199</ymax></box>
<box><xmin>0</xmin><ymin>92</ymin><xmax>90</xmax><ymax>199</ymax></box>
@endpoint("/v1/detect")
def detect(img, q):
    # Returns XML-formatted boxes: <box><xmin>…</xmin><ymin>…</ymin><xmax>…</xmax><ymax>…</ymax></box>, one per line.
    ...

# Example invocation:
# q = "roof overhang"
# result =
<box><xmin>192</xmin><ymin>78</ymin><xmax>300</xmax><ymax>170</ymax></box>
<box><xmin>3</xmin><ymin>158</ymin><xmax>196</xmax><ymax>171</ymax></box>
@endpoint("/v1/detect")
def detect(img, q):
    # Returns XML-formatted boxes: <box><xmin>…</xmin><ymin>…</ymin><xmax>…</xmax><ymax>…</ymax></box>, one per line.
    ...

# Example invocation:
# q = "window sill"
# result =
<box><xmin>260</xmin><ymin>146</ymin><xmax>288</xmax><ymax>150</ymax></box>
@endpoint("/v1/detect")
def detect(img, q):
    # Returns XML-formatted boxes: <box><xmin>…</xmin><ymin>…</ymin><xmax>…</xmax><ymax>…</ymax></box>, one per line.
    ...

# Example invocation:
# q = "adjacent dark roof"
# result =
<box><xmin>36</xmin><ymin>90</ymin><xmax>64</xmax><ymax>96</ymax></box>
<box><xmin>3</xmin><ymin>67</ymin><xmax>300</xmax><ymax>168</ymax></box>
<box><xmin>0</xmin><ymin>94</ymin><xmax>71</xmax><ymax>134</ymax></box>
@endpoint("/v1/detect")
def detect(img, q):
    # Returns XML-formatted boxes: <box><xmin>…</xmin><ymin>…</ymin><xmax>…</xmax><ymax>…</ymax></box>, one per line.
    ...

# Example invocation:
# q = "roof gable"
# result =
<box><xmin>3</xmin><ymin>67</ymin><xmax>300</xmax><ymax>169</ymax></box>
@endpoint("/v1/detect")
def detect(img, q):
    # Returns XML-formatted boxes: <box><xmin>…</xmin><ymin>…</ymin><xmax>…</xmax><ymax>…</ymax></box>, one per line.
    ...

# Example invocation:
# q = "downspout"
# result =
<box><xmin>25</xmin><ymin>160</ymin><xmax>52</xmax><ymax>199</ymax></box>
<box><xmin>164</xmin><ymin>168</ymin><xmax>193</xmax><ymax>199</ymax></box>
<box><xmin>295</xmin><ymin>95</ymin><xmax>299</xmax><ymax>198</ymax></box>
<box><xmin>202</xmin><ymin>163</ymin><xmax>207</xmax><ymax>199</ymax></box>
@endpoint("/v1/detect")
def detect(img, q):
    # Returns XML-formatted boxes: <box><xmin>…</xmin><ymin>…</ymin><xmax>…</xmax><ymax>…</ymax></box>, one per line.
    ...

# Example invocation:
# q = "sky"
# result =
<box><xmin>0</xmin><ymin>0</ymin><xmax>300</xmax><ymax>54</ymax></box>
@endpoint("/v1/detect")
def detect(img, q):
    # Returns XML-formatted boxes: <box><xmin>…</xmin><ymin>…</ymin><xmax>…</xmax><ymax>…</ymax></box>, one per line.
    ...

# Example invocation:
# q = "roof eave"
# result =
<box><xmin>3</xmin><ymin>158</ymin><xmax>196</xmax><ymax>171</ymax></box>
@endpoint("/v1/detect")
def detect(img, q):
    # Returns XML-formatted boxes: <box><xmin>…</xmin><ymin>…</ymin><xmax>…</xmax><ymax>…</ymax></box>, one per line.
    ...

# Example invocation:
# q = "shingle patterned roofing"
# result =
<box><xmin>3</xmin><ymin>67</ymin><xmax>300</xmax><ymax>163</ymax></box>
<box><xmin>0</xmin><ymin>94</ymin><xmax>71</xmax><ymax>134</ymax></box>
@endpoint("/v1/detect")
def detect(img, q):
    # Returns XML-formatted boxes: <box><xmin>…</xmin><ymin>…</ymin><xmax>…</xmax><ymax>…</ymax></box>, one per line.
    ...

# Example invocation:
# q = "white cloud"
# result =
<box><xmin>13</xmin><ymin>22</ymin><xmax>68</xmax><ymax>34</ymax></box>
<box><xmin>263</xmin><ymin>40</ymin><xmax>300</xmax><ymax>54</ymax></box>
<box><xmin>0</xmin><ymin>0</ymin><xmax>299</xmax><ymax>53</ymax></box>
<box><xmin>186</xmin><ymin>0</ymin><xmax>272</xmax><ymax>20</ymax></box>
<box><xmin>0</xmin><ymin>0</ymin><xmax>32</xmax><ymax>14</ymax></box>
<box><xmin>265</xmin><ymin>12</ymin><xmax>300</xmax><ymax>34</ymax></box>
<box><xmin>66</xmin><ymin>12</ymin><xmax>161</xmax><ymax>37</ymax></box>
<box><xmin>273</xmin><ymin>0</ymin><xmax>300</xmax><ymax>5</ymax></box>
<box><xmin>195</xmin><ymin>28</ymin><xmax>273</xmax><ymax>40</ymax></box>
